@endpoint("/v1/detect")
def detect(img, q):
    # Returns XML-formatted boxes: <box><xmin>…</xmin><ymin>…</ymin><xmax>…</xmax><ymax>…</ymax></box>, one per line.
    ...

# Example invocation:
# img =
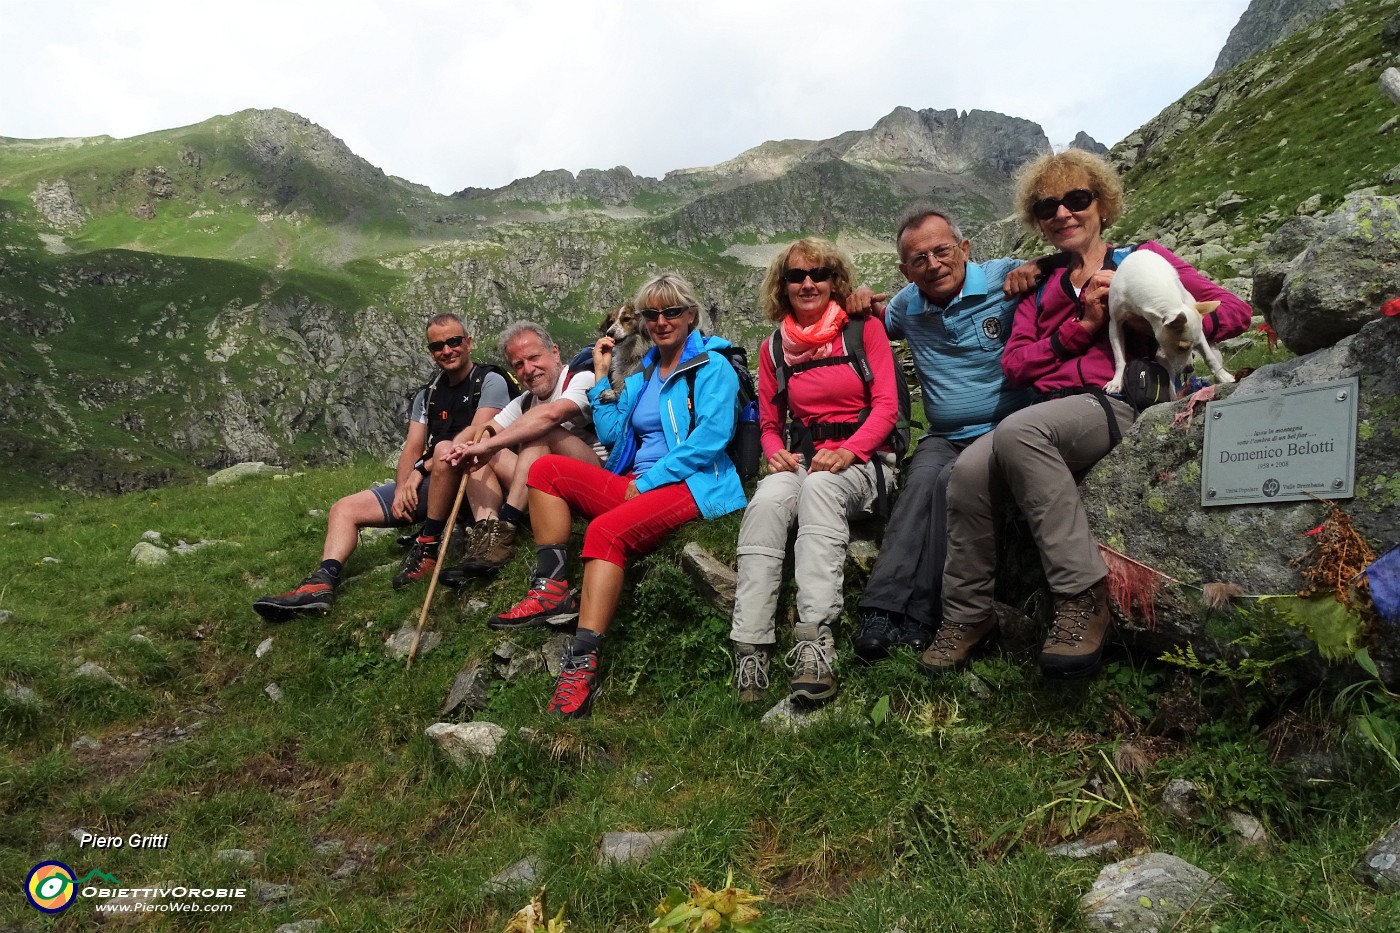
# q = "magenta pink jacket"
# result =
<box><xmin>759</xmin><ymin>315</ymin><xmax>900</xmax><ymax>462</ymax></box>
<box><xmin>1001</xmin><ymin>241</ymin><xmax>1251</xmax><ymax>394</ymax></box>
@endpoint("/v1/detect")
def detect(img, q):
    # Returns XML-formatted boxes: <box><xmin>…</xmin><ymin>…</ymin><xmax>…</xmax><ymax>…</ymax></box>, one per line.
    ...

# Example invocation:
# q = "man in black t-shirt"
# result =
<box><xmin>253</xmin><ymin>313</ymin><xmax>510</xmax><ymax>622</ymax></box>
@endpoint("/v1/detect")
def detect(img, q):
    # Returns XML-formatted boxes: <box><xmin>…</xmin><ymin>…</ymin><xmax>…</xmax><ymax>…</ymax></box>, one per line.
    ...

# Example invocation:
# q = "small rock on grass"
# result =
<box><xmin>131</xmin><ymin>541</ymin><xmax>170</xmax><ymax>565</ymax></box>
<box><xmin>251</xmin><ymin>880</ymin><xmax>295</xmax><ymax>904</ymax></box>
<box><xmin>265</xmin><ymin>683</ymin><xmax>283</xmax><ymax>702</ymax></box>
<box><xmin>274</xmin><ymin>922</ymin><xmax>324</xmax><ymax>933</ymax></box>
<box><xmin>73</xmin><ymin>662</ymin><xmax>124</xmax><ymax>688</ymax></box>
<box><xmin>442</xmin><ymin>663</ymin><xmax>492</xmax><ymax>716</ymax></box>
<box><xmin>543</xmin><ymin>633</ymin><xmax>572</xmax><ymax>676</ymax></box>
<box><xmin>482</xmin><ymin>855</ymin><xmax>542</xmax><ymax>894</ymax></box>
<box><xmin>1226</xmin><ymin>810</ymin><xmax>1270</xmax><ymax>850</ymax></box>
<box><xmin>256</xmin><ymin>637</ymin><xmax>274</xmax><ymax>658</ymax></box>
<box><xmin>761</xmin><ymin>695</ymin><xmax>842</xmax><ymax>732</ymax></box>
<box><xmin>71</xmin><ymin>735</ymin><xmax>101</xmax><ymax>751</ymax></box>
<box><xmin>384</xmin><ymin>626</ymin><xmax>441</xmax><ymax>659</ymax></box>
<box><xmin>598</xmin><ymin>830</ymin><xmax>686</xmax><ymax>866</ymax></box>
<box><xmin>0</xmin><ymin>609</ymin><xmax>11</xmax><ymax>624</ymax></box>
<box><xmin>1160</xmin><ymin>779</ymin><xmax>1201</xmax><ymax>824</ymax></box>
<box><xmin>426</xmin><ymin>721</ymin><xmax>508</xmax><ymax>767</ymax></box>
<box><xmin>216</xmin><ymin>848</ymin><xmax>259</xmax><ymax>865</ymax></box>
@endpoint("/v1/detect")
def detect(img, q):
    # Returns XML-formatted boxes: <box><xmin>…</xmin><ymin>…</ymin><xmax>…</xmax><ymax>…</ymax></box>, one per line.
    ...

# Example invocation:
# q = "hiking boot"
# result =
<box><xmin>487</xmin><ymin>577</ymin><xmax>580</xmax><ymax>631</ymax></box>
<box><xmin>786</xmin><ymin>624</ymin><xmax>838</xmax><ymax>705</ymax></box>
<box><xmin>450</xmin><ymin>518</ymin><xmax>518</xmax><ymax>576</ymax></box>
<box><xmin>893</xmin><ymin>619</ymin><xmax>935</xmax><ymax>653</ymax></box>
<box><xmin>436</xmin><ymin>523</ymin><xmax>485</xmax><ymax>589</ymax></box>
<box><xmin>916</xmin><ymin>616</ymin><xmax>998</xmax><ymax>676</ymax></box>
<box><xmin>1040</xmin><ymin>580</ymin><xmax>1112</xmax><ymax>679</ymax></box>
<box><xmin>392</xmin><ymin>537</ymin><xmax>439</xmax><ymax>589</ymax></box>
<box><xmin>853</xmin><ymin>609</ymin><xmax>901</xmax><ymax>665</ymax></box>
<box><xmin>253</xmin><ymin>569</ymin><xmax>336</xmax><ymax>622</ymax></box>
<box><xmin>547</xmin><ymin>648</ymin><xmax>600</xmax><ymax>719</ymax></box>
<box><xmin>733</xmin><ymin>642</ymin><xmax>772</xmax><ymax>704</ymax></box>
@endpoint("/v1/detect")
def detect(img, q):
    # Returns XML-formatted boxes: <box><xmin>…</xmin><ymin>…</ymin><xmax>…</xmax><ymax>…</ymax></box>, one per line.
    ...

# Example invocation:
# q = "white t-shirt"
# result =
<box><xmin>493</xmin><ymin>368</ymin><xmax>606</xmax><ymax>460</ymax></box>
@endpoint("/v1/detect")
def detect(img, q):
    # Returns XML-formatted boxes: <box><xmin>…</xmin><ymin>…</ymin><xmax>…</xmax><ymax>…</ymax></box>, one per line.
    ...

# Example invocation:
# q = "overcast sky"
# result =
<box><xmin>4</xmin><ymin>0</ymin><xmax>1251</xmax><ymax>194</ymax></box>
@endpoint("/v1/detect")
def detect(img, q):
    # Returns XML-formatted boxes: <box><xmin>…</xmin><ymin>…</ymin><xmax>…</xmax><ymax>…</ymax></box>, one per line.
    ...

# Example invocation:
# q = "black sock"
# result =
<box><xmin>498</xmin><ymin>503</ymin><xmax>526</xmax><ymax>528</ymax></box>
<box><xmin>421</xmin><ymin>517</ymin><xmax>446</xmax><ymax>540</ymax></box>
<box><xmin>571</xmin><ymin>628</ymin><xmax>604</xmax><ymax>657</ymax></box>
<box><xmin>533</xmin><ymin>545</ymin><xmax>568</xmax><ymax>581</ymax></box>
<box><xmin>319</xmin><ymin>559</ymin><xmax>343</xmax><ymax>580</ymax></box>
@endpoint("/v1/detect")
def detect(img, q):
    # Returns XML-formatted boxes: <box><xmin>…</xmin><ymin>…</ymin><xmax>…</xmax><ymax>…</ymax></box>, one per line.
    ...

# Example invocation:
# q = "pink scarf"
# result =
<box><xmin>781</xmin><ymin>300</ymin><xmax>849</xmax><ymax>365</ymax></box>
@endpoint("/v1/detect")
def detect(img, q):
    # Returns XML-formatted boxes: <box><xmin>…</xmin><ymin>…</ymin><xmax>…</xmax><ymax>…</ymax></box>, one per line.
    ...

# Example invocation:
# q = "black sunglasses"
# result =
<box><xmin>1031</xmin><ymin>188</ymin><xmax>1096</xmax><ymax>221</ymax></box>
<box><xmin>427</xmin><ymin>334</ymin><xmax>466</xmax><ymax>353</ymax></box>
<box><xmin>782</xmin><ymin>266</ymin><xmax>833</xmax><ymax>285</ymax></box>
<box><xmin>641</xmin><ymin>305</ymin><xmax>692</xmax><ymax>322</ymax></box>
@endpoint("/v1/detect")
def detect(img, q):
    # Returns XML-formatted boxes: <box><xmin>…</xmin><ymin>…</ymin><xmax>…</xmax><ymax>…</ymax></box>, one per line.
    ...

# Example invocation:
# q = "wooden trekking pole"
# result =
<box><xmin>406</xmin><ymin>469</ymin><xmax>469</xmax><ymax>669</ymax></box>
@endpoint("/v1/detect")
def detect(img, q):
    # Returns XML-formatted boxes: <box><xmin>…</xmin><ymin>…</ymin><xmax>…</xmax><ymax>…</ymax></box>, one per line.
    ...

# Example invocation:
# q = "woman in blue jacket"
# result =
<box><xmin>487</xmin><ymin>273</ymin><xmax>746</xmax><ymax>718</ymax></box>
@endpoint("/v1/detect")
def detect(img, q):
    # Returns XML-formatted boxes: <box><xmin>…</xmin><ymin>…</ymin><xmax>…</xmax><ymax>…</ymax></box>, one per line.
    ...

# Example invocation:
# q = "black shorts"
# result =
<box><xmin>369</xmin><ymin>472</ymin><xmax>433</xmax><ymax>526</ymax></box>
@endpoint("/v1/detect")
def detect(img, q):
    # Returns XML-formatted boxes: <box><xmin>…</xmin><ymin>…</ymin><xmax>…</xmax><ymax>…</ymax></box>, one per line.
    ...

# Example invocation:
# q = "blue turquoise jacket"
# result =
<box><xmin>587</xmin><ymin>330</ymin><xmax>747</xmax><ymax>520</ymax></box>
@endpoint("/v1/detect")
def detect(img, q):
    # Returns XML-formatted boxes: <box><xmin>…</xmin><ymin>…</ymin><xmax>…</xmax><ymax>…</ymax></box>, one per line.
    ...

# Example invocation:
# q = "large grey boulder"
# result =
<box><xmin>1250</xmin><ymin>214</ymin><xmax>1323</xmax><ymax>317</ymax></box>
<box><xmin>1081</xmin><ymin>852</ymin><xmax>1233</xmax><ymax>931</ymax></box>
<box><xmin>1354</xmin><ymin>818</ymin><xmax>1400</xmax><ymax>889</ymax></box>
<box><xmin>1081</xmin><ymin>316</ymin><xmax>1400</xmax><ymax>685</ymax></box>
<box><xmin>1266</xmin><ymin>195</ymin><xmax>1400</xmax><ymax>354</ymax></box>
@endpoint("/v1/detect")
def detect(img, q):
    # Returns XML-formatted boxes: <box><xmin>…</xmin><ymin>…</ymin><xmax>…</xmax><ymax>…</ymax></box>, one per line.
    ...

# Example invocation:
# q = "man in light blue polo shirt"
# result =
<box><xmin>854</xmin><ymin>205</ymin><xmax>1050</xmax><ymax>663</ymax></box>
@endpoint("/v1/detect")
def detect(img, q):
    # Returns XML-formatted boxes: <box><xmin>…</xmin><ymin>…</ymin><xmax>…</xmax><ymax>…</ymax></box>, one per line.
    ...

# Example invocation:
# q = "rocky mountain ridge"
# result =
<box><xmin>1213</xmin><ymin>0</ymin><xmax>1354</xmax><ymax>75</ymax></box>
<box><xmin>1</xmin><ymin>0</ymin><xmax>1396</xmax><ymax>497</ymax></box>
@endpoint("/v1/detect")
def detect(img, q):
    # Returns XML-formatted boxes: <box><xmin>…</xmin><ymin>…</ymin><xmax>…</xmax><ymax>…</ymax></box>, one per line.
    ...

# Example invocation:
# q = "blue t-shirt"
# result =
<box><xmin>629</xmin><ymin>373</ymin><xmax>668</xmax><ymax>476</ymax></box>
<box><xmin>885</xmin><ymin>259</ymin><xmax>1033</xmax><ymax>440</ymax></box>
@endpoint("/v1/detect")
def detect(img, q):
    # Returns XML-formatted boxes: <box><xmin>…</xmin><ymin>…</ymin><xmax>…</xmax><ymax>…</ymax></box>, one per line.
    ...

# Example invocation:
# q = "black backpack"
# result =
<box><xmin>414</xmin><ymin>362</ymin><xmax>524</xmax><ymax>454</ymax></box>
<box><xmin>765</xmin><ymin>318</ymin><xmax>913</xmax><ymax>515</ymax></box>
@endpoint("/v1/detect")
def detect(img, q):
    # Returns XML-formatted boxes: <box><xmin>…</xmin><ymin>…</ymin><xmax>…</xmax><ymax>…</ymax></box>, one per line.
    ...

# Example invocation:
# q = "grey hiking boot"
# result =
<box><xmin>733</xmin><ymin>642</ymin><xmax>772</xmax><ymax>704</ymax></box>
<box><xmin>1040</xmin><ymin>580</ymin><xmax>1112</xmax><ymax>679</ymax></box>
<box><xmin>917</xmin><ymin>616</ymin><xmax>998</xmax><ymax>676</ymax></box>
<box><xmin>786</xmin><ymin>624</ymin><xmax>838</xmax><ymax>705</ymax></box>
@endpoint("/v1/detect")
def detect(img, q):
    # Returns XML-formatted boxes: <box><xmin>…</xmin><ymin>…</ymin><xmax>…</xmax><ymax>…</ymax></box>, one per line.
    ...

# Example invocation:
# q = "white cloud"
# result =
<box><xmin>2</xmin><ymin>0</ymin><xmax>1250</xmax><ymax>193</ymax></box>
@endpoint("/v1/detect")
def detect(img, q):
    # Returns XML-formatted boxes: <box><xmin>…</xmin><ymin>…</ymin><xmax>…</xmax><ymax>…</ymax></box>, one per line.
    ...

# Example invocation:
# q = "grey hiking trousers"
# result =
<box><xmin>731</xmin><ymin>454</ymin><xmax>894</xmax><ymax>645</ymax></box>
<box><xmin>941</xmin><ymin>394</ymin><xmax>1136</xmax><ymax>626</ymax></box>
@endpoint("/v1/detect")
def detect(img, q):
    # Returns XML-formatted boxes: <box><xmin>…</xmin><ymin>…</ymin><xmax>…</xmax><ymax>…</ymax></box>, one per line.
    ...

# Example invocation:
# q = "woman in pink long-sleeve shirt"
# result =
<box><xmin>729</xmin><ymin>237</ymin><xmax>900</xmax><ymax>708</ymax></box>
<box><xmin>928</xmin><ymin>149</ymin><xmax>1250</xmax><ymax>682</ymax></box>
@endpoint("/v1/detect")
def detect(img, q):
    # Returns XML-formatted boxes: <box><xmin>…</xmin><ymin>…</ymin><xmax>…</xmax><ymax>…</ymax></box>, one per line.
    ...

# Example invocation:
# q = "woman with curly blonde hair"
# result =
<box><xmin>730</xmin><ymin>237</ymin><xmax>899</xmax><ymax>707</ymax></box>
<box><xmin>926</xmin><ymin>150</ymin><xmax>1250</xmax><ymax>680</ymax></box>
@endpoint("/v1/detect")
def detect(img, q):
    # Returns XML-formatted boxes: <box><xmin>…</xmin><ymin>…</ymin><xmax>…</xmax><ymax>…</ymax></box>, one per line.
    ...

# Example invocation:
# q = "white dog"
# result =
<box><xmin>1103</xmin><ymin>249</ymin><xmax>1235</xmax><ymax>396</ymax></box>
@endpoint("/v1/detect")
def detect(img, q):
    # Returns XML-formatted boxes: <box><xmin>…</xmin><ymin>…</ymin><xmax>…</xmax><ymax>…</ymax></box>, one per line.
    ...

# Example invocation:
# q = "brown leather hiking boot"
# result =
<box><xmin>1040</xmin><ymin>580</ymin><xmax>1112</xmax><ymax>679</ymax></box>
<box><xmin>453</xmin><ymin>518</ymin><xmax>517</xmax><ymax>575</ymax></box>
<box><xmin>916</xmin><ymin>616</ymin><xmax>998</xmax><ymax>675</ymax></box>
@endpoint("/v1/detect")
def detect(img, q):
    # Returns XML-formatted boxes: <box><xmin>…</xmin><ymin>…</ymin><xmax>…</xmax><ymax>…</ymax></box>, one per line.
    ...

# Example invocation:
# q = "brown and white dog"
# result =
<box><xmin>1104</xmin><ymin>249</ymin><xmax>1234</xmax><ymax>395</ymax></box>
<box><xmin>597</xmin><ymin>302</ymin><xmax>651</xmax><ymax>401</ymax></box>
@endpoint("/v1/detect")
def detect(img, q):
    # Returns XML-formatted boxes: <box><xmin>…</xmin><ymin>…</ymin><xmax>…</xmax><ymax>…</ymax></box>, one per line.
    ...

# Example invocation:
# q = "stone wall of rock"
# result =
<box><xmin>1081</xmin><ymin>315</ymin><xmax>1400</xmax><ymax>685</ymax></box>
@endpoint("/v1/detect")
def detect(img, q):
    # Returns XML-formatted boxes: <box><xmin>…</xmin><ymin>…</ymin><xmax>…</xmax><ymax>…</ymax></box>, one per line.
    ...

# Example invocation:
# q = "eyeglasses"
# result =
<box><xmin>1031</xmin><ymin>188</ymin><xmax>1096</xmax><ymax>221</ymax></box>
<box><xmin>427</xmin><ymin>334</ymin><xmax>466</xmax><ymax>353</ymax></box>
<box><xmin>782</xmin><ymin>266</ymin><xmax>833</xmax><ymax>285</ymax></box>
<box><xmin>903</xmin><ymin>243</ymin><xmax>962</xmax><ymax>271</ymax></box>
<box><xmin>640</xmin><ymin>305</ymin><xmax>692</xmax><ymax>322</ymax></box>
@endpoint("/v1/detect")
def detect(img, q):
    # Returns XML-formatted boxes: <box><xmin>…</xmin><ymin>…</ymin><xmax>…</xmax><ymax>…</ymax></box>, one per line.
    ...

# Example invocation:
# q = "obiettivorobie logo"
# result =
<box><xmin>25</xmin><ymin>862</ymin><xmax>122</xmax><ymax>914</ymax></box>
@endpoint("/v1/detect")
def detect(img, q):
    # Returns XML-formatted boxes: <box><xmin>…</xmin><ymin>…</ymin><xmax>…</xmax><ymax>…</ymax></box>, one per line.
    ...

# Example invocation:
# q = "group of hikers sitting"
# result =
<box><xmin>253</xmin><ymin>149</ymin><xmax>1251</xmax><ymax>719</ymax></box>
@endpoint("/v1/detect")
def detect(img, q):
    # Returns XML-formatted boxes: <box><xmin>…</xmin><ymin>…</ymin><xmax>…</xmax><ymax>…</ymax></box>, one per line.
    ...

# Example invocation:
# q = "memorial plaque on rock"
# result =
<box><xmin>1202</xmin><ymin>377</ymin><xmax>1357</xmax><ymax>507</ymax></box>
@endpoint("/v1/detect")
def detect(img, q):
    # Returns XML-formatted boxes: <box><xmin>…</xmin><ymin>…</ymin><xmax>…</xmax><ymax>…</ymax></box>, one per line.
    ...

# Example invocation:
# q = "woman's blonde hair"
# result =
<box><xmin>759</xmin><ymin>237</ymin><xmax>856</xmax><ymax>322</ymax></box>
<box><xmin>633</xmin><ymin>273</ymin><xmax>703</xmax><ymax>332</ymax></box>
<box><xmin>1013</xmin><ymin>149</ymin><xmax>1125</xmax><ymax>232</ymax></box>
